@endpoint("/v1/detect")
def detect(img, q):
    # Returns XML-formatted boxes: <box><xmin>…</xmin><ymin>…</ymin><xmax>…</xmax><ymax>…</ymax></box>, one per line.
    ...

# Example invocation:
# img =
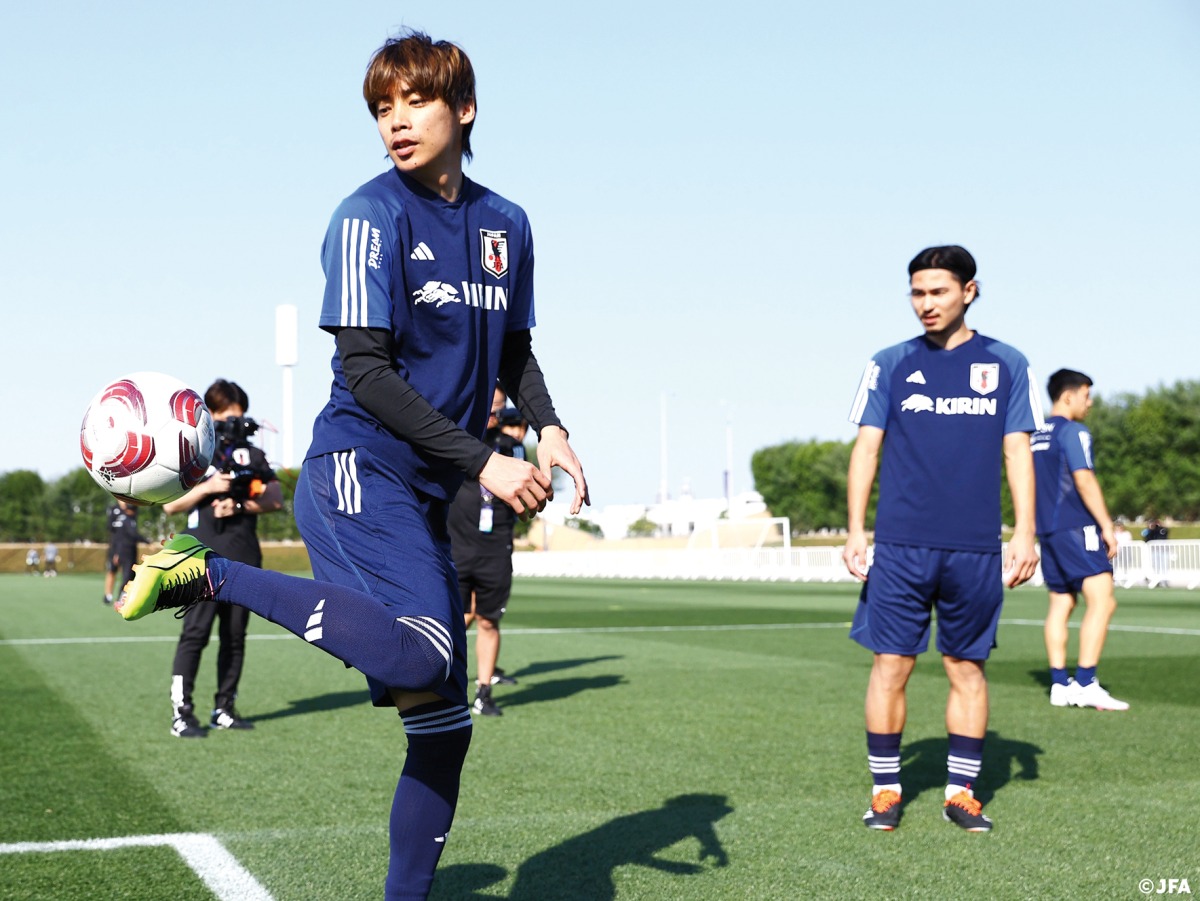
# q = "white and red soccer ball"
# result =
<box><xmin>80</xmin><ymin>371</ymin><xmax>216</xmax><ymax>506</ymax></box>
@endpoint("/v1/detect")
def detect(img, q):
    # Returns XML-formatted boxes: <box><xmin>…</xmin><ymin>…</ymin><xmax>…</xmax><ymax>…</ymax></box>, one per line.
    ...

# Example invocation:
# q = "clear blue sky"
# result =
<box><xmin>2</xmin><ymin>1</ymin><xmax>1197</xmax><ymax>507</ymax></box>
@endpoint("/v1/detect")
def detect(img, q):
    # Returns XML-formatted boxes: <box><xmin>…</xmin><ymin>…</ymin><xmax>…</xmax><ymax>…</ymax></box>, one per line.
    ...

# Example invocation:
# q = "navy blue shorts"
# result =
<box><xmin>849</xmin><ymin>542</ymin><xmax>1004</xmax><ymax>660</ymax></box>
<box><xmin>294</xmin><ymin>447</ymin><xmax>468</xmax><ymax>708</ymax></box>
<box><xmin>1038</xmin><ymin>527</ymin><xmax>1113</xmax><ymax>594</ymax></box>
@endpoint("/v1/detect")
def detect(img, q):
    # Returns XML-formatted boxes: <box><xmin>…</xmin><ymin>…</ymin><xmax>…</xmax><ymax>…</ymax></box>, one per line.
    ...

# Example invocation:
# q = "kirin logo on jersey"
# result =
<box><xmin>970</xmin><ymin>363</ymin><xmax>999</xmax><ymax>395</ymax></box>
<box><xmin>412</xmin><ymin>281</ymin><xmax>463</xmax><ymax>308</ymax></box>
<box><xmin>901</xmin><ymin>394</ymin><xmax>935</xmax><ymax>413</ymax></box>
<box><xmin>480</xmin><ymin>229</ymin><xmax>508</xmax><ymax>278</ymax></box>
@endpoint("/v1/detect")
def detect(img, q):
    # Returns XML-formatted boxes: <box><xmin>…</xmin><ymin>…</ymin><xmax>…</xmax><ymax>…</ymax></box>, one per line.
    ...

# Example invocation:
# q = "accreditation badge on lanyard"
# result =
<box><xmin>478</xmin><ymin>486</ymin><xmax>494</xmax><ymax>533</ymax></box>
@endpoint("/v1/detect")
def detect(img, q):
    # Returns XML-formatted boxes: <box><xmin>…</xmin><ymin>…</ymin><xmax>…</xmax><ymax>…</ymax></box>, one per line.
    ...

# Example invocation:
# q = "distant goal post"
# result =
<box><xmin>687</xmin><ymin>517</ymin><xmax>791</xmax><ymax>550</ymax></box>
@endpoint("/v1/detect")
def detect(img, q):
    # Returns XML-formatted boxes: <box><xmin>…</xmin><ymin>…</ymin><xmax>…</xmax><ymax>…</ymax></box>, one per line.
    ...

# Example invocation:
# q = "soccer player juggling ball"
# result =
<box><xmin>843</xmin><ymin>245</ymin><xmax>1042</xmax><ymax>833</ymax></box>
<box><xmin>116</xmin><ymin>31</ymin><xmax>588</xmax><ymax>901</ymax></box>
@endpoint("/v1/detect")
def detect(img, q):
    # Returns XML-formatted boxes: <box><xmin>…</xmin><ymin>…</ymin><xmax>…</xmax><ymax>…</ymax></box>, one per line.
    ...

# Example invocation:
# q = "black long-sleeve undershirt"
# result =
<box><xmin>334</xmin><ymin>327</ymin><xmax>563</xmax><ymax>479</ymax></box>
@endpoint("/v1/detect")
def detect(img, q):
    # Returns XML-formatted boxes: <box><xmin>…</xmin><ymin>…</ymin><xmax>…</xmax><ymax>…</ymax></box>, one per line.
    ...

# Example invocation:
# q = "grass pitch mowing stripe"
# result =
<box><xmin>3</xmin><ymin>574</ymin><xmax>1199</xmax><ymax>899</ymax></box>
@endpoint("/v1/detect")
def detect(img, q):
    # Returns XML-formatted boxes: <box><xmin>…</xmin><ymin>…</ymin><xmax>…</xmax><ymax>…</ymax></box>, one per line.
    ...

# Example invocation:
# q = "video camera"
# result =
<box><xmin>212</xmin><ymin>416</ymin><xmax>264</xmax><ymax>504</ymax></box>
<box><xmin>495</xmin><ymin>407</ymin><xmax>524</xmax><ymax>428</ymax></box>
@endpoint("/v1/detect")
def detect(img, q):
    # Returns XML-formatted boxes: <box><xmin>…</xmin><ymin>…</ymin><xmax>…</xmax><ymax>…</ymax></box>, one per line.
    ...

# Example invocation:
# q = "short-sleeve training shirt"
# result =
<box><xmin>306</xmin><ymin>170</ymin><xmax>537</xmax><ymax>500</ymax></box>
<box><xmin>1032</xmin><ymin>415</ymin><xmax>1097</xmax><ymax>536</ymax></box>
<box><xmin>848</xmin><ymin>333</ymin><xmax>1043</xmax><ymax>552</ymax></box>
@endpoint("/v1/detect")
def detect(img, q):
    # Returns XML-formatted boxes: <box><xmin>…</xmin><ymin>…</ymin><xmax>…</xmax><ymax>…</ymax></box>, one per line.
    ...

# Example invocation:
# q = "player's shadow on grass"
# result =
<box><xmin>249</xmin><ymin>690</ymin><xmax>370</xmax><ymax>723</ymax></box>
<box><xmin>1027</xmin><ymin>668</ymin><xmax>1052</xmax><ymax>692</ymax></box>
<box><xmin>430</xmin><ymin>793</ymin><xmax>732</xmax><ymax>901</ymax></box>
<box><xmin>496</xmin><ymin>674</ymin><xmax>625</xmax><ymax>711</ymax></box>
<box><xmin>504</xmin><ymin>655</ymin><xmax>623</xmax><ymax>679</ymax></box>
<box><xmin>899</xmin><ymin>730</ymin><xmax>1041</xmax><ymax>807</ymax></box>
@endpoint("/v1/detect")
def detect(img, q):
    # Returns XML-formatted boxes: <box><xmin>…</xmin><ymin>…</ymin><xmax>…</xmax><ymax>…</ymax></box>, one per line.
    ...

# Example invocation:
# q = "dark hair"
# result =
<box><xmin>908</xmin><ymin>245</ymin><xmax>980</xmax><ymax>300</ymax></box>
<box><xmin>363</xmin><ymin>31</ymin><xmax>477</xmax><ymax>160</ymax></box>
<box><xmin>1046</xmin><ymin>368</ymin><xmax>1093</xmax><ymax>403</ymax></box>
<box><xmin>205</xmin><ymin>379</ymin><xmax>249</xmax><ymax>415</ymax></box>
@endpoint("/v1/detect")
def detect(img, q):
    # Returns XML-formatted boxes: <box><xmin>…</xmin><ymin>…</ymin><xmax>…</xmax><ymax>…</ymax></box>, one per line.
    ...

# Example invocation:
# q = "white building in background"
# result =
<box><xmin>539</xmin><ymin>488</ymin><xmax>768</xmax><ymax>541</ymax></box>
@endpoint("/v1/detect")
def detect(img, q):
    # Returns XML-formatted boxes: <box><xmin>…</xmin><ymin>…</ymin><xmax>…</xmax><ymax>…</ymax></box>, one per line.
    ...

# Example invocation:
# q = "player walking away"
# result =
<box><xmin>843</xmin><ymin>245</ymin><xmax>1042</xmax><ymax>833</ymax></box>
<box><xmin>104</xmin><ymin>500</ymin><xmax>146</xmax><ymax>604</ymax></box>
<box><xmin>114</xmin><ymin>30</ymin><xmax>587</xmax><ymax>901</ymax></box>
<box><xmin>162</xmin><ymin>380</ymin><xmax>284</xmax><ymax>739</ymax></box>
<box><xmin>1033</xmin><ymin>369</ymin><xmax>1129</xmax><ymax>711</ymax></box>
<box><xmin>450</xmin><ymin>386</ymin><xmax>526</xmax><ymax>716</ymax></box>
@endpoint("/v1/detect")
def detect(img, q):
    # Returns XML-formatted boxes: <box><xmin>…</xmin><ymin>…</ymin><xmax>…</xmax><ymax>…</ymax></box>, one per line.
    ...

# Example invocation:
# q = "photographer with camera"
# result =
<box><xmin>449</xmin><ymin>387</ymin><xmax>528</xmax><ymax>717</ymax></box>
<box><xmin>161</xmin><ymin>379</ymin><xmax>283</xmax><ymax>738</ymax></box>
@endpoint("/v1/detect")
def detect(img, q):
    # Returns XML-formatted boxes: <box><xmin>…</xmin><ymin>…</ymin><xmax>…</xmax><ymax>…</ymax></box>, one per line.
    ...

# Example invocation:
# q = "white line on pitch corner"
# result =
<box><xmin>0</xmin><ymin>833</ymin><xmax>273</xmax><ymax>901</ymax></box>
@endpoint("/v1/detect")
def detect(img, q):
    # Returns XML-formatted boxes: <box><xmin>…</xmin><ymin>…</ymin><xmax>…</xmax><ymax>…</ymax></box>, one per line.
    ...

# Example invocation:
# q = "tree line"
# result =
<box><xmin>0</xmin><ymin>467</ymin><xmax>303</xmax><ymax>544</ymax></box>
<box><xmin>752</xmin><ymin>380</ymin><xmax>1200</xmax><ymax>534</ymax></box>
<box><xmin>3</xmin><ymin>381</ymin><xmax>1196</xmax><ymax>543</ymax></box>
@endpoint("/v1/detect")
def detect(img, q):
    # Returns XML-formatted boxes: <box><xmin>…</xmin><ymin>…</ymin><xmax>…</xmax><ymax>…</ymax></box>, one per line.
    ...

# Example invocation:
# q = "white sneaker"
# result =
<box><xmin>1070</xmin><ymin>680</ymin><xmax>1130</xmax><ymax>711</ymax></box>
<box><xmin>1050</xmin><ymin>679</ymin><xmax>1078</xmax><ymax>707</ymax></box>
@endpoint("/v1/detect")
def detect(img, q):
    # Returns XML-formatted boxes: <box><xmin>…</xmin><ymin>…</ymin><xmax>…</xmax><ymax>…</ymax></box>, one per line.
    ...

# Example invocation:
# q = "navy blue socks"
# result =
<box><xmin>946</xmin><ymin>733</ymin><xmax>984</xmax><ymax>793</ymax></box>
<box><xmin>867</xmin><ymin>731</ymin><xmax>902</xmax><ymax>793</ymax></box>
<box><xmin>386</xmin><ymin>701</ymin><xmax>472</xmax><ymax>900</ymax></box>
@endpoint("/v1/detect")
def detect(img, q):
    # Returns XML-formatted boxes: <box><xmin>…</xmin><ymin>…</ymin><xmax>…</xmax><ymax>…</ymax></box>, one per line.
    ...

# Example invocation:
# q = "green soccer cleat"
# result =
<box><xmin>114</xmin><ymin>535</ymin><xmax>218</xmax><ymax>621</ymax></box>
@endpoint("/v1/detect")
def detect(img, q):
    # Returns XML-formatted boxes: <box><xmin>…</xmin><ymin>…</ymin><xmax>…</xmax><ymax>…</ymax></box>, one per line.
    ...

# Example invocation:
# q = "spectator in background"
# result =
<box><xmin>1114</xmin><ymin>520</ymin><xmax>1133</xmax><ymax>547</ymax></box>
<box><xmin>1142</xmin><ymin>519</ymin><xmax>1170</xmax><ymax>586</ymax></box>
<box><xmin>25</xmin><ymin>547</ymin><xmax>40</xmax><ymax>575</ymax></box>
<box><xmin>162</xmin><ymin>379</ymin><xmax>283</xmax><ymax>739</ymax></box>
<box><xmin>43</xmin><ymin>542</ymin><xmax>59</xmax><ymax>577</ymax></box>
<box><xmin>449</xmin><ymin>387</ymin><xmax>525</xmax><ymax>717</ymax></box>
<box><xmin>104</xmin><ymin>500</ymin><xmax>146</xmax><ymax>605</ymax></box>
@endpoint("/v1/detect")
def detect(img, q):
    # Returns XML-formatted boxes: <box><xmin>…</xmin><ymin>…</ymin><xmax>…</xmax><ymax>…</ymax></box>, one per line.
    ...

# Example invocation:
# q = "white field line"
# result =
<box><xmin>2</xmin><ymin>618</ymin><xmax>1198</xmax><ymax>647</ymax></box>
<box><xmin>0</xmin><ymin>832</ymin><xmax>273</xmax><ymax>901</ymax></box>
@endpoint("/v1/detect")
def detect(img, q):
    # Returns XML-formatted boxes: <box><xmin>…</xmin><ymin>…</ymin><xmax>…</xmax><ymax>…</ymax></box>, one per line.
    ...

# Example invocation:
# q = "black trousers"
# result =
<box><xmin>171</xmin><ymin>600</ymin><xmax>250</xmax><ymax>712</ymax></box>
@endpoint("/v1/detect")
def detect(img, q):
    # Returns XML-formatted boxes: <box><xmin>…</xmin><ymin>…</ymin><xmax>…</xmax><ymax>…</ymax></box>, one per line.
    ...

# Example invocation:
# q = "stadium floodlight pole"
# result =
<box><xmin>275</xmin><ymin>304</ymin><xmax>299</xmax><ymax>469</ymax></box>
<box><xmin>659</xmin><ymin>391</ymin><xmax>669</xmax><ymax>504</ymax></box>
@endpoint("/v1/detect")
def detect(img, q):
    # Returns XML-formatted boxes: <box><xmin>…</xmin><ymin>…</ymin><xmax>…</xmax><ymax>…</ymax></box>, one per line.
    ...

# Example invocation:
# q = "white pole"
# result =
<box><xmin>281</xmin><ymin>366</ymin><xmax>294</xmax><ymax>468</ymax></box>
<box><xmin>275</xmin><ymin>305</ymin><xmax>299</xmax><ymax>469</ymax></box>
<box><xmin>725</xmin><ymin>419</ymin><xmax>734</xmax><ymax>514</ymax></box>
<box><xmin>659</xmin><ymin>392</ymin><xmax>669</xmax><ymax>503</ymax></box>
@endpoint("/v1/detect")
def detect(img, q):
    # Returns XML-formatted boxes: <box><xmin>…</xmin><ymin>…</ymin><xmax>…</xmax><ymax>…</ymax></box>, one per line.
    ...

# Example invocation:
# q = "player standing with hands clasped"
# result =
<box><xmin>115</xmin><ymin>31</ymin><xmax>587</xmax><ymax>901</ymax></box>
<box><xmin>1032</xmin><ymin>369</ymin><xmax>1129</xmax><ymax>711</ymax></box>
<box><xmin>843</xmin><ymin>245</ymin><xmax>1042</xmax><ymax>833</ymax></box>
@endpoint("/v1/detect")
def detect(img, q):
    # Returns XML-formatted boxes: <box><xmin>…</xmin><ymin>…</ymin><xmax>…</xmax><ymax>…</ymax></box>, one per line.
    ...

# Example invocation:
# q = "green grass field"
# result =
<box><xmin>2</xmin><ymin>573</ymin><xmax>1197</xmax><ymax>900</ymax></box>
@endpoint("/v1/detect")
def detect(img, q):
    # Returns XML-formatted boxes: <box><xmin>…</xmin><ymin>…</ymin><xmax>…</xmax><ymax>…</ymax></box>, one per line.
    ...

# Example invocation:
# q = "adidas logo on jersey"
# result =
<box><xmin>410</xmin><ymin>241</ymin><xmax>435</xmax><ymax>261</ymax></box>
<box><xmin>906</xmin><ymin>370</ymin><xmax>926</xmax><ymax>384</ymax></box>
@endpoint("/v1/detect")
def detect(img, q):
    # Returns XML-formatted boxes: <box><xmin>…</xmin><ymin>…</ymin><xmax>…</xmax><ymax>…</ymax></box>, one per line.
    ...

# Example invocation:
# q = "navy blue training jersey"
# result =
<box><xmin>848</xmin><ymin>333</ymin><xmax>1043</xmax><ymax>552</ymax></box>
<box><xmin>306</xmin><ymin>170</ymin><xmax>536</xmax><ymax>500</ymax></box>
<box><xmin>1031</xmin><ymin>415</ymin><xmax>1097</xmax><ymax>536</ymax></box>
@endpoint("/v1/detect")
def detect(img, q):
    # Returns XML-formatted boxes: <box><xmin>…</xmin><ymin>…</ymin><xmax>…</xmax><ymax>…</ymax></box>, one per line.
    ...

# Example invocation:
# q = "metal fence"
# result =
<box><xmin>513</xmin><ymin>540</ymin><xmax>1200</xmax><ymax>589</ymax></box>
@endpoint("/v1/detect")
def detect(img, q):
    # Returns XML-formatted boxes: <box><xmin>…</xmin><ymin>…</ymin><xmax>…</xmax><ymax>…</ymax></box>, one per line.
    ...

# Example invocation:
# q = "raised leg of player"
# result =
<box><xmin>216</xmin><ymin>563</ymin><xmax>455</xmax><ymax>694</ymax></box>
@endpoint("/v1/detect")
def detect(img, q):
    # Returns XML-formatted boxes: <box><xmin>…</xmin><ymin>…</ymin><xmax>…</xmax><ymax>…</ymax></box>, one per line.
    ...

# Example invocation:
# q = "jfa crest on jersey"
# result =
<box><xmin>481</xmin><ymin>229</ymin><xmax>508</xmax><ymax>278</ymax></box>
<box><xmin>970</xmin><ymin>363</ymin><xmax>1000</xmax><ymax>395</ymax></box>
